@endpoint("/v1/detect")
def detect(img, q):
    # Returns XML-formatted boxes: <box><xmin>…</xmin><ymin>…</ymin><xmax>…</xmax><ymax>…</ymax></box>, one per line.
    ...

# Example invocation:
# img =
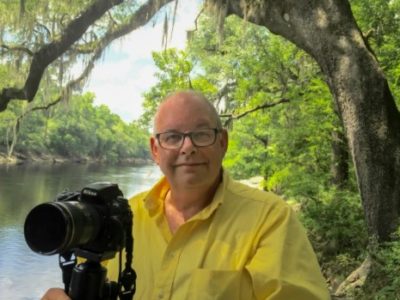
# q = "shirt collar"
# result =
<box><xmin>191</xmin><ymin>170</ymin><xmax>229</xmax><ymax>221</ymax></box>
<box><xmin>142</xmin><ymin>170</ymin><xmax>230</xmax><ymax>220</ymax></box>
<box><xmin>143</xmin><ymin>176</ymin><xmax>169</xmax><ymax>217</ymax></box>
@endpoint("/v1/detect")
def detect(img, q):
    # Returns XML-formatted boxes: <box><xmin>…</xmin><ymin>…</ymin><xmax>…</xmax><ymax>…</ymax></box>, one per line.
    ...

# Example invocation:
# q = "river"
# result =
<box><xmin>0</xmin><ymin>162</ymin><xmax>161</xmax><ymax>300</ymax></box>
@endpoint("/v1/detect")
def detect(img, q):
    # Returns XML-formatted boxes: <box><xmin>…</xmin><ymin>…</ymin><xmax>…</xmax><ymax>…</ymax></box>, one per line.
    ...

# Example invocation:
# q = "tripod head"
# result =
<box><xmin>59</xmin><ymin>250</ymin><xmax>135</xmax><ymax>300</ymax></box>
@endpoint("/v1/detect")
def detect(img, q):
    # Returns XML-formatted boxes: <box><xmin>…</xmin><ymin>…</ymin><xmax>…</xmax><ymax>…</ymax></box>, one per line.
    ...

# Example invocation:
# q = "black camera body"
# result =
<box><xmin>24</xmin><ymin>182</ymin><xmax>132</xmax><ymax>261</ymax></box>
<box><xmin>24</xmin><ymin>182</ymin><xmax>136</xmax><ymax>300</ymax></box>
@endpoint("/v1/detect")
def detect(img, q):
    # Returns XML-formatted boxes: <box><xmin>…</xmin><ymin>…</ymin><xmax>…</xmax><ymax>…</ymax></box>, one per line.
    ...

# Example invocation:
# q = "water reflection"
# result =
<box><xmin>0</xmin><ymin>162</ymin><xmax>161</xmax><ymax>300</ymax></box>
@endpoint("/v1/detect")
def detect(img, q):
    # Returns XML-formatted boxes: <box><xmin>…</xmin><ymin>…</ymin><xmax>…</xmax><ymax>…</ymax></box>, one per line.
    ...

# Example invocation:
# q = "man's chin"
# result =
<box><xmin>176</xmin><ymin>172</ymin><xmax>208</xmax><ymax>187</ymax></box>
<box><xmin>174</xmin><ymin>164</ymin><xmax>206</xmax><ymax>176</ymax></box>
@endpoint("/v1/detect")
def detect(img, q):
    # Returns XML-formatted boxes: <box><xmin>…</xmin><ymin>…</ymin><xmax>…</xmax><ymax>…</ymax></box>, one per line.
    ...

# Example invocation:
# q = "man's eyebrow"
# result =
<box><xmin>195</xmin><ymin>121</ymin><xmax>215</xmax><ymax>128</ymax></box>
<box><xmin>160</xmin><ymin>122</ymin><xmax>214</xmax><ymax>133</ymax></box>
<box><xmin>158</xmin><ymin>129</ymin><xmax>180</xmax><ymax>133</ymax></box>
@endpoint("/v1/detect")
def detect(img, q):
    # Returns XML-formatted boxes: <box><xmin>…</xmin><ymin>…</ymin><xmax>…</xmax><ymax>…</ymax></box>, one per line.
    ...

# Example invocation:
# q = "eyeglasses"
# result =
<box><xmin>155</xmin><ymin>128</ymin><xmax>221</xmax><ymax>150</ymax></box>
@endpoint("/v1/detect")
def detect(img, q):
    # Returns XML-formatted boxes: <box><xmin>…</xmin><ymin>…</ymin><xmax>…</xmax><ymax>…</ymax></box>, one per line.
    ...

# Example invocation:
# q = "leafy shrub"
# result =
<box><xmin>299</xmin><ymin>188</ymin><xmax>368</xmax><ymax>278</ymax></box>
<box><xmin>355</xmin><ymin>230</ymin><xmax>400</xmax><ymax>299</ymax></box>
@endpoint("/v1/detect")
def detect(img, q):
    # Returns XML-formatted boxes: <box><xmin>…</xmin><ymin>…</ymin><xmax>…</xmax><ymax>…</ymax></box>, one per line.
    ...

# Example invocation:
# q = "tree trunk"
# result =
<box><xmin>6</xmin><ymin>121</ymin><xmax>18</xmax><ymax>158</ymax></box>
<box><xmin>331</xmin><ymin>107</ymin><xmax>349</xmax><ymax>188</ymax></box>
<box><xmin>331</xmin><ymin>128</ymin><xmax>349</xmax><ymax>188</ymax></box>
<box><xmin>223</xmin><ymin>0</ymin><xmax>400</xmax><ymax>241</ymax></box>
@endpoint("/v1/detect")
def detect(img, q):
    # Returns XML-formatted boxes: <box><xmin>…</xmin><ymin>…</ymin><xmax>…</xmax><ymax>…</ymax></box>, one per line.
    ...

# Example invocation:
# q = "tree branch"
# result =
<box><xmin>0</xmin><ymin>0</ymin><xmax>176</xmax><ymax>113</ymax></box>
<box><xmin>8</xmin><ymin>0</ymin><xmax>176</xmax><ymax>127</ymax></box>
<box><xmin>68</xmin><ymin>0</ymin><xmax>174</xmax><ymax>93</ymax></box>
<box><xmin>1</xmin><ymin>44</ymin><xmax>34</xmax><ymax>56</ymax></box>
<box><xmin>220</xmin><ymin>98</ymin><xmax>290</xmax><ymax>120</ymax></box>
<box><xmin>6</xmin><ymin>0</ymin><xmax>176</xmax><ymax>156</ymax></box>
<box><xmin>107</xmin><ymin>10</ymin><xmax>119</xmax><ymax>27</ymax></box>
<box><xmin>186</xmin><ymin>7</ymin><xmax>205</xmax><ymax>40</ymax></box>
<box><xmin>103</xmin><ymin>0</ymin><xmax>174</xmax><ymax>46</ymax></box>
<box><xmin>35</xmin><ymin>21</ymin><xmax>52</xmax><ymax>39</ymax></box>
<box><xmin>0</xmin><ymin>0</ymin><xmax>124</xmax><ymax>112</ymax></box>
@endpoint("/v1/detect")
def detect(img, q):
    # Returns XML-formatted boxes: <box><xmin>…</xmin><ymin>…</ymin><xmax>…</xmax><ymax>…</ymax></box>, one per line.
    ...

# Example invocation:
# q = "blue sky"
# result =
<box><xmin>82</xmin><ymin>0</ymin><xmax>201</xmax><ymax>123</ymax></box>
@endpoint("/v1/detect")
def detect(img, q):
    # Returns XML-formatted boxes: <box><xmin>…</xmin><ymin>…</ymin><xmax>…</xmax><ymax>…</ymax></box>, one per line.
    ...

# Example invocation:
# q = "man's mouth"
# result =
<box><xmin>175</xmin><ymin>162</ymin><xmax>205</xmax><ymax>167</ymax></box>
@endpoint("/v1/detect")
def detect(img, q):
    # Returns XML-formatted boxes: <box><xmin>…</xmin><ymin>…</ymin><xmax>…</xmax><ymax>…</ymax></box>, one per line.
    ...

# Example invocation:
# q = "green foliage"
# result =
<box><xmin>141</xmin><ymin>48</ymin><xmax>217</xmax><ymax>127</ymax></box>
<box><xmin>223</xmin><ymin>112</ymin><xmax>268</xmax><ymax>179</ymax></box>
<box><xmin>0</xmin><ymin>0</ymin><xmax>153</xmax><ymax>163</ymax></box>
<box><xmin>263</xmin><ymin>77</ymin><xmax>337</xmax><ymax>196</ymax></box>
<box><xmin>45</xmin><ymin>93</ymin><xmax>150</xmax><ymax>162</ymax></box>
<box><xmin>351</xmin><ymin>0</ymin><xmax>400</xmax><ymax>107</ymax></box>
<box><xmin>47</xmin><ymin>95</ymin><xmax>98</xmax><ymax>157</ymax></box>
<box><xmin>299</xmin><ymin>188</ymin><xmax>368</xmax><ymax>288</ymax></box>
<box><xmin>186</xmin><ymin>15</ymin><xmax>343</xmax><ymax>190</ymax></box>
<box><xmin>355</xmin><ymin>231</ymin><xmax>400</xmax><ymax>299</ymax></box>
<box><xmin>141</xmin><ymin>49</ymin><xmax>194</xmax><ymax>126</ymax></box>
<box><xmin>0</xmin><ymin>91</ymin><xmax>150</xmax><ymax>162</ymax></box>
<box><xmin>0</xmin><ymin>108</ymin><xmax>15</xmax><ymax>149</ymax></box>
<box><xmin>17</xmin><ymin>110</ymin><xmax>49</xmax><ymax>154</ymax></box>
<box><xmin>300</xmin><ymin>189</ymin><xmax>368</xmax><ymax>259</ymax></box>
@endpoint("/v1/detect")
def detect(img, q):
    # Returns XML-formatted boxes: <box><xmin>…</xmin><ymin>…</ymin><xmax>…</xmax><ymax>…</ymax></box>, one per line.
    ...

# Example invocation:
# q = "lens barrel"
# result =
<box><xmin>24</xmin><ymin>201</ymin><xmax>101</xmax><ymax>255</ymax></box>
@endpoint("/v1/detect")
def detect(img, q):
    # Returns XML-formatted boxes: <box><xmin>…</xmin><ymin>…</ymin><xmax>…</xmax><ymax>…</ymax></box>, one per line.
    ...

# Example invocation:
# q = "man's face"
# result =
<box><xmin>150</xmin><ymin>94</ymin><xmax>228</xmax><ymax>190</ymax></box>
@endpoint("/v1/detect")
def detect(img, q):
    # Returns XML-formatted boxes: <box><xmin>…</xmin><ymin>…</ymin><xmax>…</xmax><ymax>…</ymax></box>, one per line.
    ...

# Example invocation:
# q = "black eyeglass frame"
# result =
<box><xmin>155</xmin><ymin>128</ymin><xmax>222</xmax><ymax>150</ymax></box>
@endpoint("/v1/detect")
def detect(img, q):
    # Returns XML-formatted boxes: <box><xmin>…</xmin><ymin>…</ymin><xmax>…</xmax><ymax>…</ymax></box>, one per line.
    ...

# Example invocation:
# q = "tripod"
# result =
<box><xmin>59</xmin><ymin>250</ymin><xmax>135</xmax><ymax>300</ymax></box>
<box><xmin>70</xmin><ymin>260</ymin><xmax>118</xmax><ymax>300</ymax></box>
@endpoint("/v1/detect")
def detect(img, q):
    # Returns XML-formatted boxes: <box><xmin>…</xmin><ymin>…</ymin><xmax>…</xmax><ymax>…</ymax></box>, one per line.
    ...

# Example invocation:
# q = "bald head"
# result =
<box><xmin>153</xmin><ymin>90</ymin><xmax>222</xmax><ymax>133</ymax></box>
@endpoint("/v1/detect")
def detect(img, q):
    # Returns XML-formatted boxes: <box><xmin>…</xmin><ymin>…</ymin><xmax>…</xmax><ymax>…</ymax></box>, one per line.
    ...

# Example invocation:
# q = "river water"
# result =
<box><xmin>0</xmin><ymin>162</ymin><xmax>161</xmax><ymax>300</ymax></box>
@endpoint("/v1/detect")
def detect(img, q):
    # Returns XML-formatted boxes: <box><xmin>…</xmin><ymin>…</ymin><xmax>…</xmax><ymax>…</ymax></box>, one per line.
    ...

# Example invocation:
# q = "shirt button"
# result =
<box><xmin>158</xmin><ymin>293</ymin><xmax>163</xmax><ymax>299</ymax></box>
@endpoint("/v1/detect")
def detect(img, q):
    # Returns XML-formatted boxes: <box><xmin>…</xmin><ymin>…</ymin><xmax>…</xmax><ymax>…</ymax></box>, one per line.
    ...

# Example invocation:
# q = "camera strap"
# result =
<box><xmin>59</xmin><ymin>251</ymin><xmax>77</xmax><ymax>292</ymax></box>
<box><xmin>118</xmin><ymin>215</ymin><xmax>136</xmax><ymax>300</ymax></box>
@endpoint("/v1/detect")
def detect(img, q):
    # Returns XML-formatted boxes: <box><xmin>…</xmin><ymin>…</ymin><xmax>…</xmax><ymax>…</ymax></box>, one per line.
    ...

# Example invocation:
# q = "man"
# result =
<box><xmin>42</xmin><ymin>90</ymin><xmax>330</xmax><ymax>299</ymax></box>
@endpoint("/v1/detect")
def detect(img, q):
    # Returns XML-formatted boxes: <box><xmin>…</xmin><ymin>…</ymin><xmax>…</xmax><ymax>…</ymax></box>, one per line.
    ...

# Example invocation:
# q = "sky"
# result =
<box><xmin>82</xmin><ymin>0</ymin><xmax>202</xmax><ymax>123</ymax></box>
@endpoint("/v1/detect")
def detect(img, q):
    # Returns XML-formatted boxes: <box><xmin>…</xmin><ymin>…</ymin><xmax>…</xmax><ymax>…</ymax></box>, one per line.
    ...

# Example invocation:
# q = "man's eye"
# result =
<box><xmin>193</xmin><ymin>131</ymin><xmax>212</xmax><ymax>141</ymax></box>
<box><xmin>164</xmin><ymin>133</ymin><xmax>182</xmax><ymax>143</ymax></box>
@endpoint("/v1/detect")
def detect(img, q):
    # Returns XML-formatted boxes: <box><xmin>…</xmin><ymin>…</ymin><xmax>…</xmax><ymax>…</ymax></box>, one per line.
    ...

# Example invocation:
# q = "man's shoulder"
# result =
<box><xmin>227</xmin><ymin>177</ymin><xmax>284</xmax><ymax>207</ymax></box>
<box><xmin>129</xmin><ymin>190</ymin><xmax>149</xmax><ymax>201</ymax></box>
<box><xmin>223</xmin><ymin>177</ymin><xmax>295</xmax><ymax>221</ymax></box>
<box><xmin>127</xmin><ymin>190</ymin><xmax>150</xmax><ymax>208</ymax></box>
<box><xmin>126</xmin><ymin>176</ymin><xmax>168</xmax><ymax>209</ymax></box>
<box><xmin>218</xmin><ymin>177</ymin><xmax>296</xmax><ymax>234</ymax></box>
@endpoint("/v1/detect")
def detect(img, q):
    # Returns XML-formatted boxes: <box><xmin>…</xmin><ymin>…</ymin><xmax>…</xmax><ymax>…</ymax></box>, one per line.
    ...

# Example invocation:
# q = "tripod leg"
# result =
<box><xmin>68</xmin><ymin>261</ymin><xmax>107</xmax><ymax>300</ymax></box>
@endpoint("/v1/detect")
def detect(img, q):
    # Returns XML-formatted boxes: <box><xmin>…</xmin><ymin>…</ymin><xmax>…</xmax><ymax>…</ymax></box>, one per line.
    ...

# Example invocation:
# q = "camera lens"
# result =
<box><xmin>24</xmin><ymin>201</ymin><xmax>101</xmax><ymax>255</ymax></box>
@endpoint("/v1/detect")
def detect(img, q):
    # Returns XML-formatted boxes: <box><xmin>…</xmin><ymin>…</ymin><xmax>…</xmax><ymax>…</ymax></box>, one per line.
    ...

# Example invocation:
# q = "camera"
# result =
<box><xmin>24</xmin><ymin>182</ymin><xmax>132</xmax><ymax>259</ymax></box>
<box><xmin>24</xmin><ymin>182</ymin><xmax>136</xmax><ymax>300</ymax></box>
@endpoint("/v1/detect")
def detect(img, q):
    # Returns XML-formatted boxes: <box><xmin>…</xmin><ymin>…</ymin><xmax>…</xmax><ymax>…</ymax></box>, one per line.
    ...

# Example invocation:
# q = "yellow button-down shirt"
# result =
<box><xmin>107</xmin><ymin>171</ymin><xmax>330</xmax><ymax>299</ymax></box>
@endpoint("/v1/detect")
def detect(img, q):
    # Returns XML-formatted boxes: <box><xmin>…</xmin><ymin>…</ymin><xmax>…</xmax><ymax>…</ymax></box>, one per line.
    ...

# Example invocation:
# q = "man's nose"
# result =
<box><xmin>180</xmin><ymin>135</ymin><xmax>197</xmax><ymax>154</ymax></box>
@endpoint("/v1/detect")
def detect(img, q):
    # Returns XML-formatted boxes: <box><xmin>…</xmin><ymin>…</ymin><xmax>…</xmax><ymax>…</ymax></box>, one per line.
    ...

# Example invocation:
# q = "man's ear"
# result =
<box><xmin>150</xmin><ymin>136</ymin><xmax>160</xmax><ymax>165</ymax></box>
<box><xmin>220</xmin><ymin>129</ymin><xmax>229</xmax><ymax>156</ymax></box>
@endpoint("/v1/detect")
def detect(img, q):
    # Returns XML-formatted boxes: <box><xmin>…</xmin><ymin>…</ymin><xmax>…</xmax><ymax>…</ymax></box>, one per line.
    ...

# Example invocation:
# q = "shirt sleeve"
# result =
<box><xmin>245</xmin><ymin>201</ymin><xmax>331</xmax><ymax>300</ymax></box>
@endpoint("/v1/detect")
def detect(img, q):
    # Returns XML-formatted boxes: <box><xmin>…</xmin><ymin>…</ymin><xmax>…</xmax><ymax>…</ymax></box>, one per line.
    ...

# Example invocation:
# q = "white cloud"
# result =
<box><xmin>83</xmin><ymin>0</ymin><xmax>201</xmax><ymax>123</ymax></box>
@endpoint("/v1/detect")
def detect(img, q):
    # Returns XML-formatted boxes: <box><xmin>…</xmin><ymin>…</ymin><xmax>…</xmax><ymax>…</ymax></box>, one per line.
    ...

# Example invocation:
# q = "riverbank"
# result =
<box><xmin>0</xmin><ymin>152</ymin><xmax>64</xmax><ymax>165</ymax></box>
<box><xmin>0</xmin><ymin>151</ymin><xmax>151</xmax><ymax>166</ymax></box>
